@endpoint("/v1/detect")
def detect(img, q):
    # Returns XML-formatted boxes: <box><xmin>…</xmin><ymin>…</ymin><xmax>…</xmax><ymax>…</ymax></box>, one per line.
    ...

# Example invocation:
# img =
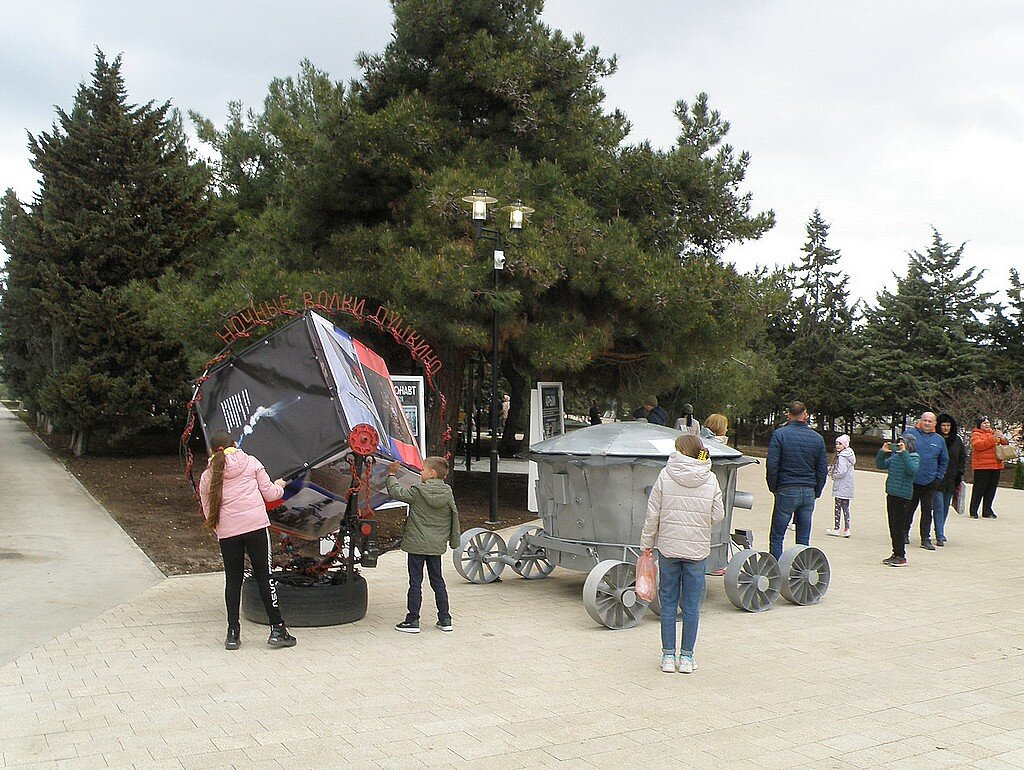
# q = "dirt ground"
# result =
<box><xmin>23</xmin><ymin>416</ymin><xmax>535</xmax><ymax>576</ymax></box>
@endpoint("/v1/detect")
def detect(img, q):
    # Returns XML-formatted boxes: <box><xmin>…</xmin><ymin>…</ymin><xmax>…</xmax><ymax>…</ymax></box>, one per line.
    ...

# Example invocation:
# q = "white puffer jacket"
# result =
<box><xmin>640</xmin><ymin>452</ymin><xmax>725</xmax><ymax>560</ymax></box>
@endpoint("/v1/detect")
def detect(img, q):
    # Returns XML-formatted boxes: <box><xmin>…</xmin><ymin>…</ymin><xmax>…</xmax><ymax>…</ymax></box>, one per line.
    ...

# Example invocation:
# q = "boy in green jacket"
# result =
<box><xmin>876</xmin><ymin>434</ymin><xmax>921</xmax><ymax>567</ymax></box>
<box><xmin>387</xmin><ymin>456</ymin><xmax>461</xmax><ymax>633</ymax></box>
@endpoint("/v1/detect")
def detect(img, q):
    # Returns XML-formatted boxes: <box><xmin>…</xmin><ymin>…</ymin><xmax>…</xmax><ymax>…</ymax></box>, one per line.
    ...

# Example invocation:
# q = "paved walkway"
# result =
<box><xmin>2</xmin><ymin>419</ymin><xmax>1024</xmax><ymax>768</ymax></box>
<box><xmin>0</xmin><ymin>408</ymin><xmax>163</xmax><ymax>666</ymax></box>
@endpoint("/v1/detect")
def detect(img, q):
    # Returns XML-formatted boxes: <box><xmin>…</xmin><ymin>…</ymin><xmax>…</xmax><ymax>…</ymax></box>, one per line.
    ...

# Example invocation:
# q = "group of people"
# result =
<box><xmin>877</xmin><ymin>412</ymin><xmax>1010</xmax><ymax>566</ymax></box>
<box><xmin>761</xmin><ymin>402</ymin><xmax>1012</xmax><ymax>569</ymax></box>
<box><xmin>199</xmin><ymin>397</ymin><xmax>1012</xmax><ymax>672</ymax></box>
<box><xmin>199</xmin><ymin>430</ymin><xmax>461</xmax><ymax>650</ymax></box>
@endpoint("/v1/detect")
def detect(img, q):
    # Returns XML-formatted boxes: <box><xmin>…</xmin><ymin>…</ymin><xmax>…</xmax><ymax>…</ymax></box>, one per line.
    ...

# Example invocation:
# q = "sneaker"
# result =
<box><xmin>983</xmin><ymin>512</ymin><xmax>998</xmax><ymax>519</ymax></box>
<box><xmin>661</xmin><ymin>654</ymin><xmax>676</xmax><ymax>673</ymax></box>
<box><xmin>882</xmin><ymin>555</ymin><xmax>898</xmax><ymax>566</ymax></box>
<box><xmin>842</xmin><ymin>529</ymin><xmax>851</xmax><ymax>538</ymax></box>
<box><xmin>225</xmin><ymin>627</ymin><xmax>240</xmax><ymax>651</ymax></box>
<box><xmin>826</xmin><ymin>529</ymin><xmax>843</xmax><ymax>537</ymax></box>
<box><xmin>892</xmin><ymin>557</ymin><xmax>908</xmax><ymax>567</ymax></box>
<box><xmin>920</xmin><ymin>540</ymin><xmax>936</xmax><ymax>551</ymax></box>
<box><xmin>936</xmin><ymin>538</ymin><xmax>945</xmax><ymax>547</ymax></box>
<box><xmin>267</xmin><ymin>625</ymin><xmax>297</xmax><ymax>648</ymax></box>
<box><xmin>395</xmin><ymin>621</ymin><xmax>420</xmax><ymax>634</ymax></box>
<box><xmin>969</xmin><ymin>514</ymin><xmax>979</xmax><ymax>519</ymax></box>
<box><xmin>678</xmin><ymin>656</ymin><xmax>697</xmax><ymax>674</ymax></box>
<box><xmin>436</xmin><ymin>619</ymin><xmax>453</xmax><ymax>632</ymax></box>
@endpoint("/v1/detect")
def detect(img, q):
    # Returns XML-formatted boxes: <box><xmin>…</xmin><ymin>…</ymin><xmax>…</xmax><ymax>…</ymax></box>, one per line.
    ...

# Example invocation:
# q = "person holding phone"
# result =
<box><xmin>876</xmin><ymin>434</ymin><xmax>921</xmax><ymax>567</ymax></box>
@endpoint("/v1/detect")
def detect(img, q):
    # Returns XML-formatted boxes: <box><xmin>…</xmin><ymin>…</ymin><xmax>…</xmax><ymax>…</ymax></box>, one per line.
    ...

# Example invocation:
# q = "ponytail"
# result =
<box><xmin>204</xmin><ymin>450</ymin><xmax>227</xmax><ymax>531</ymax></box>
<box><xmin>204</xmin><ymin>430</ymin><xmax>235</xmax><ymax>531</ymax></box>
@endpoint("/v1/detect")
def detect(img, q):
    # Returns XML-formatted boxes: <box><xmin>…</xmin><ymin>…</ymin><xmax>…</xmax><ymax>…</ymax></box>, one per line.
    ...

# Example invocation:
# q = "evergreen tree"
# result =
<box><xmin>0</xmin><ymin>50</ymin><xmax>211</xmax><ymax>453</ymax></box>
<box><xmin>855</xmin><ymin>229</ymin><xmax>992</xmax><ymax>428</ymax></box>
<box><xmin>781</xmin><ymin>209</ymin><xmax>853</xmax><ymax>427</ymax></box>
<box><xmin>987</xmin><ymin>268</ymin><xmax>1024</xmax><ymax>386</ymax></box>
<box><xmin>183</xmin><ymin>1</ymin><xmax>774</xmax><ymax>452</ymax></box>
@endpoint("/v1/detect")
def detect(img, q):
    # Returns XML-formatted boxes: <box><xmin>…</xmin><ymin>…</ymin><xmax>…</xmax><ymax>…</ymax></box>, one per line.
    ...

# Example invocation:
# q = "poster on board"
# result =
<box><xmin>528</xmin><ymin>382</ymin><xmax>565</xmax><ymax>512</ymax></box>
<box><xmin>538</xmin><ymin>382</ymin><xmax>565</xmax><ymax>440</ymax></box>
<box><xmin>392</xmin><ymin>375</ymin><xmax>427</xmax><ymax>459</ymax></box>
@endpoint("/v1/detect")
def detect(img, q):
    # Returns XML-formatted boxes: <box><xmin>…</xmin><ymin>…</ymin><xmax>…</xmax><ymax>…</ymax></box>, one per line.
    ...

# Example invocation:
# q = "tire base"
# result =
<box><xmin>241</xmin><ymin>572</ymin><xmax>368</xmax><ymax>627</ymax></box>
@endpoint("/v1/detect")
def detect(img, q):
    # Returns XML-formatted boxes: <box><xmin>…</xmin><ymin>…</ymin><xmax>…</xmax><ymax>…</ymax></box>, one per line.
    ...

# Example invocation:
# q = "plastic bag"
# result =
<box><xmin>952</xmin><ymin>482</ymin><xmax>967</xmax><ymax>515</ymax></box>
<box><xmin>635</xmin><ymin>550</ymin><xmax>657</xmax><ymax>602</ymax></box>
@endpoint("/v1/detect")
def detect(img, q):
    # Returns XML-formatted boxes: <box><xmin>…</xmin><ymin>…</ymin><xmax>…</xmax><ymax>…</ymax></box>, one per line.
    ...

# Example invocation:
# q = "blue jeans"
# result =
<box><xmin>770</xmin><ymin>486</ymin><xmax>816</xmax><ymax>560</ymax></box>
<box><xmin>932</xmin><ymin>490</ymin><xmax>952</xmax><ymax>541</ymax></box>
<box><xmin>658</xmin><ymin>553</ymin><xmax>706</xmax><ymax>656</ymax></box>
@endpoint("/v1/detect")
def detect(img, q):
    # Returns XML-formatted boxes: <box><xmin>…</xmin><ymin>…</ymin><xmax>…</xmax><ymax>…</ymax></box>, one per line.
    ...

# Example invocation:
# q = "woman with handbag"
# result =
<box><xmin>969</xmin><ymin>416</ymin><xmax>1010</xmax><ymax>519</ymax></box>
<box><xmin>639</xmin><ymin>434</ymin><xmax>724</xmax><ymax>674</ymax></box>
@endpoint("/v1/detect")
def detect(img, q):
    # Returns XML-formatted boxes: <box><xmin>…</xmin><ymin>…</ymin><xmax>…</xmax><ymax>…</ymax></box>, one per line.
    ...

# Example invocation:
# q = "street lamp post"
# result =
<box><xmin>461</xmin><ymin>189</ymin><xmax>534</xmax><ymax>527</ymax></box>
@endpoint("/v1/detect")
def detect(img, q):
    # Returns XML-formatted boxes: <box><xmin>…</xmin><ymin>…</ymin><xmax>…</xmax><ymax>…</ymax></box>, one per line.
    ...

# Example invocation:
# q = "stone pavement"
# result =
<box><xmin>0</xmin><ymin>409</ymin><xmax>163</xmax><ymax>666</ymax></box>
<box><xmin>2</xmin><ymin>435</ymin><xmax>1024</xmax><ymax>768</ymax></box>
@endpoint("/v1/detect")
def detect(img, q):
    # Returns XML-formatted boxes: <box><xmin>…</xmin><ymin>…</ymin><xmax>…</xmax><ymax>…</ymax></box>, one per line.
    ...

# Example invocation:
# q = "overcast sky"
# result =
<box><xmin>2</xmin><ymin>1</ymin><xmax>1021</xmax><ymax>305</ymax></box>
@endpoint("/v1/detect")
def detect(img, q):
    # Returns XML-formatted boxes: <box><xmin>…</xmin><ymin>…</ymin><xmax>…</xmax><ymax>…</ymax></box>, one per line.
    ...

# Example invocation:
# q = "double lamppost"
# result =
<box><xmin>461</xmin><ymin>189</ymin><xmax>533</xmax><ymax>526</ymax></box>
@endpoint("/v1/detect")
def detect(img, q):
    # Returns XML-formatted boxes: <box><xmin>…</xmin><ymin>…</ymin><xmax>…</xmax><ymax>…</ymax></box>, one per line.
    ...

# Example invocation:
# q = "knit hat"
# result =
<box><xmin>835</xmin><ymin>434</ymin><xmax>850</xmax><ymax>450</ymax></box>
<box><xmin>900</xmin><ymin>431</ymin><xmax>917</xmax><ymax>452</ymax></box>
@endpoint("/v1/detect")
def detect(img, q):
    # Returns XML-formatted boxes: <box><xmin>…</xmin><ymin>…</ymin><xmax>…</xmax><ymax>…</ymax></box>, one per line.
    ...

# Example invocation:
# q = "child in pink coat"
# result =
<box><xmin>199</xmin><ymin>430</ymin><xmax>296</xmax><ymax>651</ymax></box>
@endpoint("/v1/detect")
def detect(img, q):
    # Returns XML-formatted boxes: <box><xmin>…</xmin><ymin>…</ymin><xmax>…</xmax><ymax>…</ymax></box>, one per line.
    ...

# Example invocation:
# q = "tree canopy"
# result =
<box><xmin>0</xmin><ymin>50</ymin><xmax>211</xmax><ymax>453</ymax></box>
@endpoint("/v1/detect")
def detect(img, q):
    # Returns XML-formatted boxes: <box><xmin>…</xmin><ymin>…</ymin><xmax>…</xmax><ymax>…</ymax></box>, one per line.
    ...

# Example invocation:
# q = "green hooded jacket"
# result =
<box><xmin>385</xmin><ymin>475</ymin><xmax>461</xmax><ymax>555</ymax></box>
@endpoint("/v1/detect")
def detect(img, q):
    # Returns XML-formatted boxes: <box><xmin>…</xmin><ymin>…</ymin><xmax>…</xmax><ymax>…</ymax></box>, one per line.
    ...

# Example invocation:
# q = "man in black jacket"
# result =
<box><xmin>766</xmin><ymin>401</ymin><xmax>828</xmax><ymax>559</ymax></box>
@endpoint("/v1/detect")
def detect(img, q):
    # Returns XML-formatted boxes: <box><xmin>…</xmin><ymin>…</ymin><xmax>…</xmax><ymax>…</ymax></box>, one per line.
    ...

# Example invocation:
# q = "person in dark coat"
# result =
<box><xmin>932</xmin><ymin>413</ymin><xmax>966</xmax><ymax>545</ymax></box>
<box><xmin>634</xmin><ymin>396</ymin><xmax>669</xmax><ymax>426</ymax></box>
<box><xmin>765</xmin><ymin>401</ymin><xmax>828</xmax><ymax>559</ymax></box>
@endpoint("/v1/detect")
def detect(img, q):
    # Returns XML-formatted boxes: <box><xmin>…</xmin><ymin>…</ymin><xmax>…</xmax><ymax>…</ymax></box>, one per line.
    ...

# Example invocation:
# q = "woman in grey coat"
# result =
<box><xmin>827</xmin><ymin>434</ymin><xmax>856</xmax><ymax>537</ymax></box>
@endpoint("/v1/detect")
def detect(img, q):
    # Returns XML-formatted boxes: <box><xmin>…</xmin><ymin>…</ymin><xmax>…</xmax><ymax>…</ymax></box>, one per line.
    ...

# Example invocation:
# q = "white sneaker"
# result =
<box><xmin>678</xmin><ymin>656</ymin><xmax>696</xmax><ymax>674</ymax></box>
<box><xmin>661</xmin><ymin>654</ymin><xmax>676</xmax><ymax>673</ymax></box>
<box><xmin>826</xmin><ymin>528</ymin><xmax>842</xmax><ymax>537</ymax></box>
<box><xmin>842</xmin><ymin>529</ymin><xmax>851</xmax><ymax>538</ymax></box>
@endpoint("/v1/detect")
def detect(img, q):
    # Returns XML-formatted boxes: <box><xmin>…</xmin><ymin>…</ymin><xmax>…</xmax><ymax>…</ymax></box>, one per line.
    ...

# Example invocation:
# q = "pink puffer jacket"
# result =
<box><xmin>199</xmin><ymin>449</ymin><xmax>283</xmax><ymax>540</ymax></box>
<box><xmin>640</xmin><ymin>452</ymin><xmax>725</xmax><ymax>560</ymax></box>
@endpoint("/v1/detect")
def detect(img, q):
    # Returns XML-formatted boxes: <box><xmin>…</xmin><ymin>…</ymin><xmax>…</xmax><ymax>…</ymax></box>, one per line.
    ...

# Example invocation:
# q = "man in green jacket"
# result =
<box><xmin>876</xmin><ymin>434</ymin><xmax>921</xmax><ymax>567</ymax></box>
<box><xmin>387</xmin><ymin>456</ymin><xmax>461</xmax><ymax>633</ymax></box>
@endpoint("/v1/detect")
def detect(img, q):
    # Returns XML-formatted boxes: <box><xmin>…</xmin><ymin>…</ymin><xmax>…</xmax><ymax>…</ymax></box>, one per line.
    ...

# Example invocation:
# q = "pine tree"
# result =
<box><xmin>855</xmin><ymin>229</ymin><xmax>992</xmax><ymax>428</ymax></box>
<box><xmin>0</xmin><ymin>50</ymin><xmax>211</xmax><ymax>453</ymax></box>
<box><xmin>988</xmin><ymin>268</ymin><xmax>1024</xmax><ymax>386</ymax></box>
<box><xmin>781</xmin><ymin>209</ymin><xmax>853</xmax><ymax>428</ymax></box>
<box><xmin>182</xmin><ymin>1</ymin><xmax>774</xmax><ymax>453</ymax></box>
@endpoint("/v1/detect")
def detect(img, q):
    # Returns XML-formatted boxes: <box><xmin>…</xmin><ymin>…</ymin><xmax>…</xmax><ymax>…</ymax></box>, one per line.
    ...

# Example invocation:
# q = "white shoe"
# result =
<box><xmin>661</xmin><ymin>654</ymin><xmax>676</xmax><ymax>673</ymax></box>
<box><xmin>826</xmin><ymin>529</ymin><xmax>842</xmax><ymax>537</ymax></box>
<box><xmin>842</xmin><ymin>529</ymin><xmax>851</xmax><ymax>538</ymax></box>
<box><xmin>678</xmin><ymin>656</ymin><xmax>696</xmax><ymax>674</ymax></box>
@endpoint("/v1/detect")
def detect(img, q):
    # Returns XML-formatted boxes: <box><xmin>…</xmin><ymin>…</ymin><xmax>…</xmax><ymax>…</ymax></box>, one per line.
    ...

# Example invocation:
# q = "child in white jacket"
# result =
<box><xmin>827</xmin><ymin>434</ymin><xmax>856</xmax><ymax>538</ymax></box>
<box><xmin>640</xmin><ymin>434</ymin><xmax>724</xmax><ymax>674</ymax></box>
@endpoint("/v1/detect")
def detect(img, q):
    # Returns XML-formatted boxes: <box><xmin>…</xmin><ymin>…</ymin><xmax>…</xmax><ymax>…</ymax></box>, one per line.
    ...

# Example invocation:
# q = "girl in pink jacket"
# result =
<box><xmin>199</xmin><ymin>430</ymin><xmax>296</xmax><ymax>651</ymax></box>
<box><xmin>640</xmin><ymin>433</ymin><xmax>724</xmax><ymax>674</ymax></box>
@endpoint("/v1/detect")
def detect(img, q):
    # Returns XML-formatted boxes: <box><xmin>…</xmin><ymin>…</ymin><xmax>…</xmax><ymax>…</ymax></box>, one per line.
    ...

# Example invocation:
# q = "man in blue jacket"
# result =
<box><xmin>766</xmin><ymin>401</ymin><xmax>829</xmax><ymax>559</ymax></box>
<box><xmin>902</xmin><ymin>411</ymin><xmax>949</xmax><ymax>551</ymax></box>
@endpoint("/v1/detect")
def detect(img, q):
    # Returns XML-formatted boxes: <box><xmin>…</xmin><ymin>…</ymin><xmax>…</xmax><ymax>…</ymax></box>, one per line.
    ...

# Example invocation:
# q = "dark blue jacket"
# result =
<box><xmin>903</xmin><ymin>427</ymin><xmax>948</xmax><ymax>486</ymax></box>
<box><xmin>634</xmin><ymin>405</ymin><xmax>669</xmax><ymax>426</ymax></box>
<box><xmin>766</xmin><ymin>421</ymin><xmax>829</xmax><ymax>497</ymax></box>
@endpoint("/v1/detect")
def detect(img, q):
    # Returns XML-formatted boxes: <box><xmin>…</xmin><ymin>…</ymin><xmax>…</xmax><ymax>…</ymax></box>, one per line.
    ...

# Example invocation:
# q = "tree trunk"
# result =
<box><xmin>70</xmin><ymin>427</ymin><xmax>91</xmax><ymax>457</ymax></box>
<box><xmin>498</xmin><ymin>362</ymin><xmax>530</xmax><ymax>457</ymax></box>
<box><xmin>425</xmin><ymin>342</ymin><xmax>467</xmax><ymax>463</ymax></box>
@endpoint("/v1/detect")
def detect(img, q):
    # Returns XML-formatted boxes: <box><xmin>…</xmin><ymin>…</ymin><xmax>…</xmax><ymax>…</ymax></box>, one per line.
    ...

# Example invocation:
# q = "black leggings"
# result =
<box><xmin>219</xmin><ymin>527</ymin><xmax>283</xmax><ymax>628</ymax></box>
<box><xmin>969</xmin><ymin>469</ymin><xmax>1001</xmax><ymax>517</ymax></box>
